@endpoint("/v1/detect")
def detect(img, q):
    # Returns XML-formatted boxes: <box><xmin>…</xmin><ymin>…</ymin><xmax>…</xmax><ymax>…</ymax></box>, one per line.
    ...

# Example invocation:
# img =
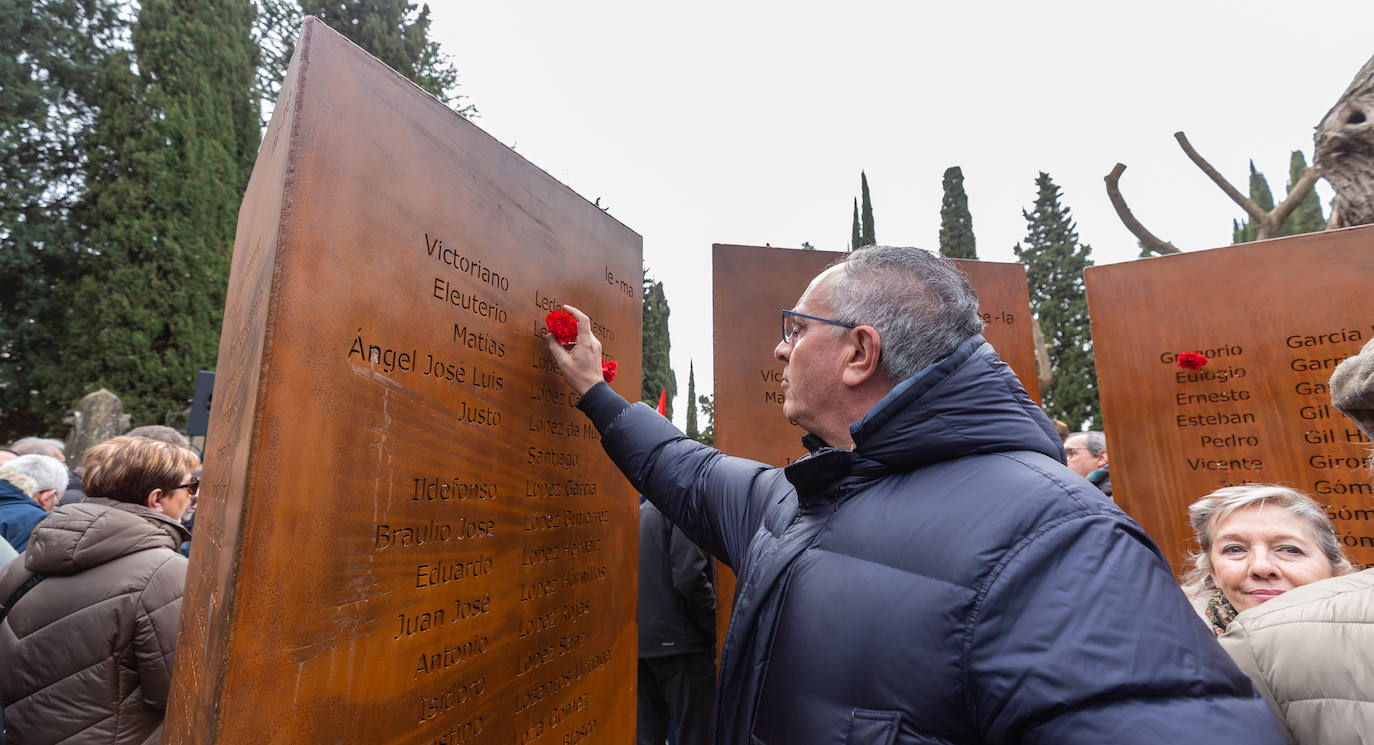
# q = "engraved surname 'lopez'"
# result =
<box><xmin>528</xmin><ymin>383</ymin><xmax>568</xmax><ymax>406</ymax></box>
<box><xmin>528</xmin><ymin>414</ymin><xmax>566</xmax><ymax>436</ymax></box>
<box><xmin>527</xmin><ymin>480</ymin><xmax>563</xmax><ymax>499</ymax></box>
<box><xmin>516</xmin><ymin>599</ymin><xmax>592</xmax><ymax>640</ymax></box>
<box><xmin>521</xmin><ymin>538</ymin><xmax>603</xmax><ymax>567</ymax></box>
<box><xmin>519</xmin><ymin>564</ymin><xmax>608</xmax><ymax>602</ymax></box>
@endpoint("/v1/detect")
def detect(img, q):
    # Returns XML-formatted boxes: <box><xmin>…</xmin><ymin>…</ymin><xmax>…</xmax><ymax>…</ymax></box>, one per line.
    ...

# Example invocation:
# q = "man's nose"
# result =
<box><xmin>774</xmin><ymin>338</ymin><xmax>791</xmax><ymax>362</ymax></box>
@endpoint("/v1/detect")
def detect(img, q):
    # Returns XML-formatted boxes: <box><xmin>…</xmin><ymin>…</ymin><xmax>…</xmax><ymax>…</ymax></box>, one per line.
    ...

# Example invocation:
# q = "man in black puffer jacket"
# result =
<box><xmin>637</xmin><ymin>499</ymin><xmax>715</xmax><ymax>745</ymax></box>
<box><xmin>548</xmin><ymin>246</ymin><xmax>1282</xmax><ymax>744</ymax></box>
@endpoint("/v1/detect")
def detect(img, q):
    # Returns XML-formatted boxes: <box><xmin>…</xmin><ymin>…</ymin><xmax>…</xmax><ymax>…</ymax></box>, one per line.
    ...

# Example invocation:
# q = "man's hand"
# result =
<box><xmin>546</xmin><ymin>304</ymin><xmax>605</xmax><ymax>395</ymax></box>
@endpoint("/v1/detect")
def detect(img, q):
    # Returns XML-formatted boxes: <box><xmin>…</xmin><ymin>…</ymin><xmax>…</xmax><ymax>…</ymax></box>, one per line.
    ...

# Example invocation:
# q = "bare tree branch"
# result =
<box><xmin>1269</xmin><ymin>166</ymin><xmax>1320</xmax><ymax>233</ymax></box>
<box><xmin>1107</xmin><ymin>132</ymin><xmax>1324</xmax><ymax>252</ymax></box>
<box><xmin>1104</xmin><ymin>163</ymin><xmax>1181</xmax><ymax>256</ymax></box>
<box><xmin>1174</xmin><ymin>131</ymin><xmax>1267</xmax><ymax>223</ymax></box>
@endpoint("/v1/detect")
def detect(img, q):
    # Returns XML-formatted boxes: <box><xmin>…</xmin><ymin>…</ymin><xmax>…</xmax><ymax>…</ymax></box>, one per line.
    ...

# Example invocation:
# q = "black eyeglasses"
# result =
<box><xmin>781</xmin><ymin>310</ymin><xmax>856</xmax><ymax>344</ymax></box>
<box><xmin>174</xmin><ymin>479</ymin><xmax>200</xmax><ymax>496</ymax></box>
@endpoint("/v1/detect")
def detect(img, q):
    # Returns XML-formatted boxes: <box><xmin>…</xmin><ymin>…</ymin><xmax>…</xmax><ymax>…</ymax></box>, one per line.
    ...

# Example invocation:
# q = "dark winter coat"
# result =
<box><xmin>0</xmin><ymin>498</ymin><xmax>190</xmax><ymax>745</ymax></box>
<box><xmin>0</xmin><ymin>480</ymin><xmax>46</xmax><ymax>553</ymax></box>
<box><xmin>578</xmin><ymin>335</ymin><xmax>1283</xmax><ymax>745</ymax></box>
<box><xmin>638</xmin><ymin>500</ymin><xmax>715</xmax><ymax>658</ymax></box>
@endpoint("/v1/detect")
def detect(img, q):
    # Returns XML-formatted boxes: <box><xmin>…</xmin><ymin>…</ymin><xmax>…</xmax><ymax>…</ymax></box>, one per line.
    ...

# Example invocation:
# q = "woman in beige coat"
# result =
<box><xmin>1212</xmin><ymin>339</ymin><xmax>1374</xmax><ymax>745</ymax></box>
<box><xmin>0</xmin><ymin>436</ymin><xmax>198</xmax><ymax>745</ymax></box>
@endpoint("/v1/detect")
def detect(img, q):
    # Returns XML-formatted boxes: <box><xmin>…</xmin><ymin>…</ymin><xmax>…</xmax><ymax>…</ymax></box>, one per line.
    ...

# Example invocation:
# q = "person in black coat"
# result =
<box><xmin>545</xmin><ymin>246</ymin><xmax>1283</xmax><ymax>745</ymax></box>
<box><xmin>638</xmin><ymin>499</ymin><xmax>715</xmax><ymax>745</ymax></box>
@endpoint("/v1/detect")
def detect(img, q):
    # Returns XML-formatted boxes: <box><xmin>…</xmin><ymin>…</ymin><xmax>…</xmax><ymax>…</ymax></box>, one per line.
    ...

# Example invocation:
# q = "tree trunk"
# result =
<box><xmin>1316</xmin><ymin>53</ymin><xmax>1374</xmax><ymax>228</ymax></box>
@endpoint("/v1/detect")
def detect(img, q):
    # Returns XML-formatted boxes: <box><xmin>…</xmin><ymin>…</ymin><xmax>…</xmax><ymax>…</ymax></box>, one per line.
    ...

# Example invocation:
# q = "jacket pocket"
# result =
<box><xmin>846</xmin><ymin>709</ymin><xmax>900</xmax><ymax>745</ymax></box>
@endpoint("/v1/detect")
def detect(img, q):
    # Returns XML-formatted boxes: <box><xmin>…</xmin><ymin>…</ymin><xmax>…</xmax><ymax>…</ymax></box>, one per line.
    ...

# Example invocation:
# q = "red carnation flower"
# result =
<box><xmin>546</xmin><ymin>310</ymin><xmax>578</xmax><ymax>345</ymax></box>
<box><xmin>1177</xmin><ymin>352</ymin><xmax>1208</xmax><ymax>370</ymax></box>
<box><xmin>601</xmin><ymin>360</ymin><xmax>617</xmax><ymax>383</ymax></box>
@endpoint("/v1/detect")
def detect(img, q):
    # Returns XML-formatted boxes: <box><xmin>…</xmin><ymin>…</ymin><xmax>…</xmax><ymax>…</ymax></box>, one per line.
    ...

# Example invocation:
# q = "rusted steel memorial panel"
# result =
<box><xmin>1086</xmin><ymin>227</ymin><xmax>1374</xmax><ymax>573</ymax></box>
<box><xmin>167</xmin><ymin>19</ymin><xmax>640</xmax><ymax>745</ymax></box>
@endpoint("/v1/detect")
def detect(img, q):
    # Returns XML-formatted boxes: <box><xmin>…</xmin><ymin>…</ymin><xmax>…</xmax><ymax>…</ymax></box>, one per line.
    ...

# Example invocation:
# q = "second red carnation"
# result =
<box><xmin>601</xmin><ymin>360</ymin><xmax>617</xmax><ymax>383</ymax></box>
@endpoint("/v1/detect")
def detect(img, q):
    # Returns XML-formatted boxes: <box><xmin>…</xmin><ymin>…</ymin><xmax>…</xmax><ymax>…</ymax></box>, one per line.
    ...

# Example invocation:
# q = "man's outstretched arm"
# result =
<box><xmin>545</xmin><ymin>306</ymin><xmax>783</xmax><ymax>569</ymax></box>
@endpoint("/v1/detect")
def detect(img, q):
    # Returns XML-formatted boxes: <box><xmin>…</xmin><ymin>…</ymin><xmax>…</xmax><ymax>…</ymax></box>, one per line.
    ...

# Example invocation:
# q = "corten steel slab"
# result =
<box><xmin>166</xmin><ymin>18</ymin><xmax>640</xmax><ymax>745</ymax></box>
<box><xmin>1085</xmin><ymin>226</ymin><xmax>1374</xmax><ymax>575</ymax></box>
<box><xmin>709</xmin><ymin>244</ymin><xmax>1041</xmax><ymax>653</ymax></box>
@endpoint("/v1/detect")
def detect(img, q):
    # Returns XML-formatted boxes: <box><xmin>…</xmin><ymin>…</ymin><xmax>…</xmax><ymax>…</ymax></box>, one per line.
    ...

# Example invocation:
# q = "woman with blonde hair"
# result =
<box><xmin>0</xmin><ymin>435</ymin><xmax>199</xmax><ymax>744</ymax></box>
<box><xmin>1183</xmin><ymin>483</ymin><xmax>1351</xmax><ymax>634</ymax></box>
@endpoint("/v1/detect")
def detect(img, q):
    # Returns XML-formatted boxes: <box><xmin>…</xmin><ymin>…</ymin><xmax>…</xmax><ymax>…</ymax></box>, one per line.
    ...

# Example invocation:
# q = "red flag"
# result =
<box><xmin>656</xmin><ymin>388</ymin><xmax>668</xmax><ymax>417</ymax></box>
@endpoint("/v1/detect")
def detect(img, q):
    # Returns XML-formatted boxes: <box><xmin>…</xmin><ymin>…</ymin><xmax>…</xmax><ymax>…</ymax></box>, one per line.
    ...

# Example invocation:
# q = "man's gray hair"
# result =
<box><xmin>824</xmin><ymin>246</ymin><xmax>983</xmax><ymax>384</ymax></box>
<box><xmin>1181</xmin><ymin>484</ymin><xmax>1351</xmax><ymax>600</ymax></box>
<box><xmin>125</xmin><ymin>425</ymin><xmax>191</xmax><ymax>449</ymax></box>
<box><xmin>11</xmin><ymin>437</ymin><xmax>65</xmax><ymax>459</ymax></box>
<box><xmin>4</xmin><ymin>454</ymin><xmax>68</xmax><ymax>494</ymax></box>
<box><xmin>1076</xmin><ymin>431</ymin><xmax>1107</xmax><ymax>456</ymax></box>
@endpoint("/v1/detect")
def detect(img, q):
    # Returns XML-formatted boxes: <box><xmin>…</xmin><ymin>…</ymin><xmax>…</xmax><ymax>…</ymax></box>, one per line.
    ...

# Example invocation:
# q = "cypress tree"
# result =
<box><xmin>850</xmin><ymin>199</ymin><xmax>861</xmax><ymax>251</ymax></box>
<box><xmin>697</xmin><ymin>393</ymin><xmax>714</xmax><ymax>447</ymax></box>
<box><xmin>641</xmin><ymin>272</ymin><xmax>676</xmax><ymax>420</ymax></box>
<box><xmin>859</xmin><ymin>171</ymin><xmax>876</xmax><ymax>248</ymax></box>
<box><xmin>685</xmin><ymin>361</ymin><xmax>699</xmax><ymax>439</ymax></box>
<box><xmin>938</xmin><ymin>166</ymin><xmax>977</xmax><ymax>259</ymax></box>
<box><xmin>1280</xmin><ymin>150</ymin><xmax>1326</xmax><ymax>236</ymax></box>
<box><xmin>45</xmin><ymin>0</ymin><xmax>260</xmax><ymax>425</ymax></box>
<box><xmin>1232</xmin><ymin>160</ymin><xmax>1275</xmax><ymax>244</ymax></box>
<box><xmin>0</xmin><ymin>0</ymin><xmax>124</xmax><ymax>438</ymax></box>
<box><xmin>1014</xmin><ymin>172</ymin><xmax>1100</xmax><ymax>429</ymax></box>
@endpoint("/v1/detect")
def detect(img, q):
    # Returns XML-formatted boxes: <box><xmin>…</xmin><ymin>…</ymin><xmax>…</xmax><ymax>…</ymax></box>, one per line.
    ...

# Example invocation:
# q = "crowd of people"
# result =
<box><xmin>0</xmin><ymin>427</ymin><xmax>200</xmax><ymax>744</ymax></box>
<box><xmin>1</xmin><ymin>244</ymin><xmax>1370</xmax><ymax>745</ymax></box>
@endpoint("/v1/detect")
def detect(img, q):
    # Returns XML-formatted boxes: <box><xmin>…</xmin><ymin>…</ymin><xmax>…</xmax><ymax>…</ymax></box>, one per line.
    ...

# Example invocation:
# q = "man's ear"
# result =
<box><xmin>146</xmin><ymin>489</ymin><xmax>164</xmax><ymax>511</ymax></box>
<box><xmin>841</xmin><ymin>325</ymin><xmax>885</xmax><ymax>388</ymax></box>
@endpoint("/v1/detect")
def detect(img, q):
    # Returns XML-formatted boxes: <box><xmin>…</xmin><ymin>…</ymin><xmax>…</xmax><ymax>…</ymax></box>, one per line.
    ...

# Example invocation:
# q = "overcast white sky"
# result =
<box><xmin>428</xmin><ymin>1</ymin><xmax>1374</xmax><ymax>426</ymax></box>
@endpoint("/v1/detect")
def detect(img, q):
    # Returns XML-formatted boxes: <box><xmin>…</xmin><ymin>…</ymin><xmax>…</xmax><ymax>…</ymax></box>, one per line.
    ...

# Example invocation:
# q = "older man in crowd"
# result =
<box><xmin>2</xmin><ymin>455</ymin><xmax>67</xmax><ymax>512</ymax></box>
<box><xmin>0</xmin><ymin>464</ymin><xmax>48</xmax><ymax>552</ymax></box>
<box><xmin>1064</xmin><ymin>430</ymin><xmax>1111</xmax><ymax>497</ymax></box>
<box><xmin>9</xmin><ymin>438</ymin><xmax>65</xmax><ymax>464</ymax></box>
<box><xmin>546</xmin><ymin>245</ymin><xmax>1282</xmax><ymax>744</ymax></box>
